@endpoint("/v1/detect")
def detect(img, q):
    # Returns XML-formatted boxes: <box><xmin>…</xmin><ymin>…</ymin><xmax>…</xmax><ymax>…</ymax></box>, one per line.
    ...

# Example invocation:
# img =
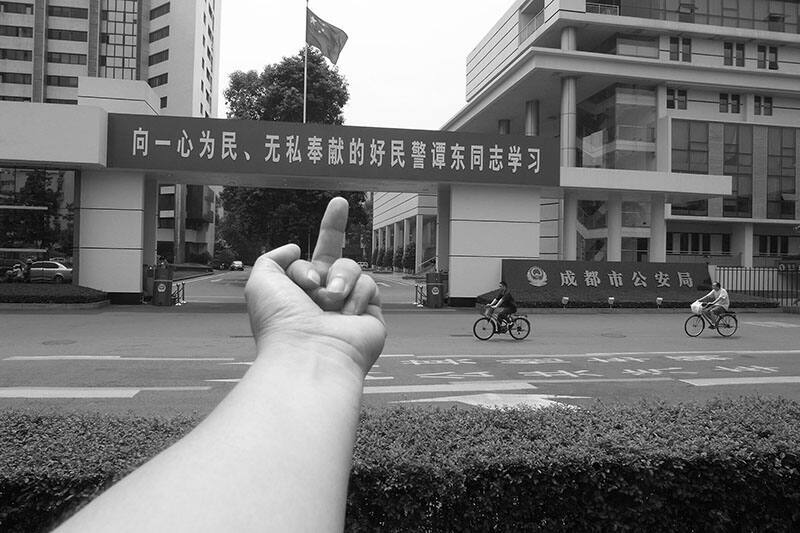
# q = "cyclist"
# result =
<box><xmin>488</xmin><ymin>280</ymin><xmax>517</xmax><ymax>331</ymax></box>
<box><xmin>698</xmin><ymin>281</ymin><xmax>730</xmax><ymax>329</ymax></box>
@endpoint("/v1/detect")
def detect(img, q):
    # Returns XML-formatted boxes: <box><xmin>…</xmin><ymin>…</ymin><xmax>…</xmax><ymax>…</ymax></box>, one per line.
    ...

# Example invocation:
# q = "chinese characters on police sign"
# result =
<box><xmin>131</xmin><ymin>127</ymin><xmax>542</xmax><ymax>174</ymax></box>
<box><xmin>109</xmin><ymin>114</ymin><xmax>559</xmax><ymax>187</ymax></box>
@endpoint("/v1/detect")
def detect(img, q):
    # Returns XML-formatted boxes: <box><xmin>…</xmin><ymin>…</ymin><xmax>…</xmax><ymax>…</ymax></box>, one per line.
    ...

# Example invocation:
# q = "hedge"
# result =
<box><xmin>0</xmin><ymin>284</ymin><xmax>107</xmax><ymax>304</ymax></box>
<box><xmin>2</xmin><ymin>398</ymin><xmax>798</xmax><ymax>532</ymax></box>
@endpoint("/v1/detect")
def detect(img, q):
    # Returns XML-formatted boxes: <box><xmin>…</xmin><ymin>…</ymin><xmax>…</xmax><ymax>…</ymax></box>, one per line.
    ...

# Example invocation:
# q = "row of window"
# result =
<box><xmin>665</xmin><ymin>233</ymin><xmax>792</xmax><ymax>258</ymax></box>
<box><xmin>0</xmin><ymin>48</ymin><xmax>31</xmax><ymax>61</ymax></box>
<box><xmin>149</xmin><ymin>49</ymin><xmax>168</xmax><ymax>66</ymax></box>
<box><xmin>669</xmin><ymin>37</ymin><xmax>779</xmax><ymax>69</ymax></box>
<box><xmin>0</xmin><ymin>25</ymin><xmax>33</xmax><ymax>38</ymax></box>
<box><xmin>0</xmin><ymin>2</ymin><xmax>33</xmax><ymax>15</ymax></box>
<box><xmin>48</xmin><ymin>5</ymin><xmax>88</xmax><ymax>19</ymax></box>
<box><xmin>0</xmin><ymin>73</ymin><xmax>77</xmax><ymax>87</ymax></box>
<box><xmin>48</xmin><ymin>29</ymin><xmax>88</xmax><ymax>42</ymax></box>
<box><xmin>666</xmin><ymin>89</ymin><xmax>774</xmax><ymax>116</ymax></box>
<box><xmin>150</xmin><ymin>26</ymin><xmax>169</xmax><ymax>43</ymax></box>
<box><xmin>150</xmin><ymin>2</ymin><xmax>169</xmax><ymax>20</ymax></box>
<box><xmin>148</xmin><ymin>73</ymin><xmax>168</xmax><ymax>87</ymax></box>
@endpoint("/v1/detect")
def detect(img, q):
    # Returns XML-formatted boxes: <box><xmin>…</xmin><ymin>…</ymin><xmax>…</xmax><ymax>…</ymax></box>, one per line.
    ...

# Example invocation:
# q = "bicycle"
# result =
<box><xmin>684</xmin><ymin>307</ymin><xmax>738</xmax><ymax>338</ymax></box>
<box><xmin>473</xmin><ymin>306</ymin><xmax>531</xmax><ymax>340</ymax></box>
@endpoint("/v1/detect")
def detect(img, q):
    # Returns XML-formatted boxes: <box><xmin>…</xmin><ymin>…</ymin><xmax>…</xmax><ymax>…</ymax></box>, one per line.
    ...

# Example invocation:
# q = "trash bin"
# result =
<box><xmin>152</xmin><ymin>264</ymin><xmax>174</xmax><ymax>306</ymax></box>
<box><xmin>142</xmin><ymin>265</ymin><xmax>155</xmax><ymax>302</ymax></box>
<box><xmin>425</xmin><ymin>272</ymin><xmax>444</xmax><ymax>308</ymax></box>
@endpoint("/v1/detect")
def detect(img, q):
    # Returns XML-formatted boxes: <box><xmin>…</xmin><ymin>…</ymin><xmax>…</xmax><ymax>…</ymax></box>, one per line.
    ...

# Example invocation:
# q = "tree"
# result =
<box><xmin>220</xmin><ymin>48</ymin><xmax>368</xmax><ymax>261</ymax></box>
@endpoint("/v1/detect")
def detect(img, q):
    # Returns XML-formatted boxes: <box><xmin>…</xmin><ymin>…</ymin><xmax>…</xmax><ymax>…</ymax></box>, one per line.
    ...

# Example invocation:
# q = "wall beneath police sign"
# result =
<box><xmin>501</xmin><ymin>259</ymin><xmax>712</xmax><ymax>306</ymax></box>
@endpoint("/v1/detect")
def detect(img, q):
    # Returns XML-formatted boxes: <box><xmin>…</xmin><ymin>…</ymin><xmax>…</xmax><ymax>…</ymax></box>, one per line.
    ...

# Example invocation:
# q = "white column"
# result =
<box><xmin>403</xmin><ymin>218</ymin><xmax>411</xmax><ymax>247</ymax></box>
<box><xmin>732</xmin><ymin>223</ymin><xmax>754</xmax><ymax>267</ymax></box>
<box><xmin>560</xmin><ymin>27</ymin><xmax>577</xmax><ymax>168</ymax></box>
<box><xmin>563</xmin><ymin>191</ymin><xmax>578</xmax><ymax>260</ymax></box>
<box><xmin>607</xmin><ymin>194</ymin><xmax>622</xmax><ymax>262</ymax></box>
<box><xmin>649</xmin><ymin>194</ymin><xmax>667</xmax><ymax>262</ymax></box>
<box><xmin>415</xmin><ymin>213</ymin><xmax>424</xmax><ymax>272</ymax></box>
<box><xmin>76</xmin><ymin>170</ymin><xmax>146</xmax><ymax>301</ymax></box>
<box><xmin>448</xmin><ymin>184</ymin><xmax>540</xmax><ymax>304</ymax></box>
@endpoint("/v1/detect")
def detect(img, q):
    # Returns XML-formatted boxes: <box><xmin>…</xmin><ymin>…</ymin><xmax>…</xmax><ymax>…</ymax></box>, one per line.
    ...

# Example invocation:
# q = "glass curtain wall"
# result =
<box><xmin>0</xmin><ymin>168</ymin><xmax>75</xmax><ymax>263</ymax></box>
<box><xmin>99</xmin><ymin>0</ymin><xmax>139</xmax><ymax>80</ymax></box>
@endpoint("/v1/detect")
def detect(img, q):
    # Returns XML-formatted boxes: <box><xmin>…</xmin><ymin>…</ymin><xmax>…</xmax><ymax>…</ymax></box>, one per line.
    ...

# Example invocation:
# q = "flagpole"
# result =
<box><xmin>303</xmin><ymin>0</ymin><xmax>308</xmax><ymax>124</ymax></box>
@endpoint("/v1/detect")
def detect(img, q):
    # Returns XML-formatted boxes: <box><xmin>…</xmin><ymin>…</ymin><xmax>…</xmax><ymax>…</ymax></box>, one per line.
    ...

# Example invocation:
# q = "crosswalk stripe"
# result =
<box><xmin>681</xmin><ymin>376</ymin><xmax>800</xmax><ymax>386</ymax></box>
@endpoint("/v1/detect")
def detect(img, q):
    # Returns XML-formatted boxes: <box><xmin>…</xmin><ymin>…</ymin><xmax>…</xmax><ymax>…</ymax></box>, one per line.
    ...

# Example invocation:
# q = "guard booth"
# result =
<box><xmin>151</xmin><ymin>264</ymin><xmax>174</xmax><ymax>306</ymax></box>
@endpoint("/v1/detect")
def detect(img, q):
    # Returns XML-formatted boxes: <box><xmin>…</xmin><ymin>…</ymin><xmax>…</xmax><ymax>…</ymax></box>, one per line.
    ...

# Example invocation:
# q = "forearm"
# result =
<box><xmin>56</xmin><ymin>341</ymin><xmax>365</xmax><ymax>533</ymax></box>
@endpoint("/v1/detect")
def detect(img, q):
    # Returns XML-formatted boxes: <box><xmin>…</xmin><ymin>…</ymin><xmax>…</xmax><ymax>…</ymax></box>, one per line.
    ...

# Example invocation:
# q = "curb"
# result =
<box><xmin>0</xmin><ymin>299</ymin><xmax>110</xmax><ymax>311</ymax></box>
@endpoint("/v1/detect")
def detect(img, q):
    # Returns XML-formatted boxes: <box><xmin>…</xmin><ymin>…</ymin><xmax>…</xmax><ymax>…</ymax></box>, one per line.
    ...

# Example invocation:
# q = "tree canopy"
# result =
<box><xmin>219</xmin><ymin>48</ymin><xmax>369</xmax><ymax>263</ymax></box>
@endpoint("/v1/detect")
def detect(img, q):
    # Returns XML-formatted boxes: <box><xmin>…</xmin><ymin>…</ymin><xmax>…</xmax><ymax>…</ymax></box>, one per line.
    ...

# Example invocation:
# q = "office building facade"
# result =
<box><xmin>374</xmin><ymin>0</ymin><xmax>800</xmax><ymax>300</ymax></box>
<box><xmin>0</xmin><ymin>0</ymin><xmax>221</xmax><ymax>263</ymax></box>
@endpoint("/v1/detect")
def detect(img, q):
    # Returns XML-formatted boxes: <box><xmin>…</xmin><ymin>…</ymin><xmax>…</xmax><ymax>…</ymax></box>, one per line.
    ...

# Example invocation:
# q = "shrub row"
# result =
<box><xmin>1</xmin><ymin>398</ymin><xmax>799</xmax><ymax>532</ymax></box>
<box><xmin>0</xmin><ymin>284</ymin><xmax>107</xmax><ymax>304</ymax></box>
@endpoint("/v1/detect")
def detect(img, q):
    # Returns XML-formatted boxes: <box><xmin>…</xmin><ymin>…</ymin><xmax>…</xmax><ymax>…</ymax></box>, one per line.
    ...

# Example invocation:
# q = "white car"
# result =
<box><xmin>229</xmin><ymin>260</ymin><xmax>244</xmax><ymax>271</ymax></box>
<box><xmin>357</xmin><ymin>261</ymin><xmax>371</xmax><ymax>270</ymax></box>
<box><xmin>29</xmin><ymin>261</ymin><xmax>73</xmax><ymax>283</ymax></box>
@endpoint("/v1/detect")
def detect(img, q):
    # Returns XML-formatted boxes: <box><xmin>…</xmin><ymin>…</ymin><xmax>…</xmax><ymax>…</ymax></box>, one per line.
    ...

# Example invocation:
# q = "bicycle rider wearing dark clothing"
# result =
<box><xmin>489</xmin><ymin>280</ymin><xmax>517</xmax><ymax>329</ymax></box>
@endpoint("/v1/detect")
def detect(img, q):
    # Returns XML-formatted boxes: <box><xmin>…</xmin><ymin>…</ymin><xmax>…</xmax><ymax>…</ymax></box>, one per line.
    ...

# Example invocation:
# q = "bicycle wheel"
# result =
<box><xmin>684</xmin><ymin>315</ymin><xmax>705</xmax><ymax>337</ymax></box>
<box><xmin>473</xmin><ymin>317</ymin><xmax>495</xmax><ymax>340</ymax></box>
<box><xmin>715</xmin><ymin>314</ymin><xmax>738</xmax><ymax>337</ymax></box>
<box><xmin>509</xmin><ymin>317</ymin><xmax>531</xmax><ymax>340</ymax></box>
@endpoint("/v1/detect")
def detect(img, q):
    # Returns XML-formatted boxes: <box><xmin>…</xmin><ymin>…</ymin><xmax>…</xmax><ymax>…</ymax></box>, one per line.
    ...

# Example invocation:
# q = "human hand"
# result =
<box><xmin>244</xmin><ymin>197</ymin><xmax>385</xmax><ymax>376</ymax></box>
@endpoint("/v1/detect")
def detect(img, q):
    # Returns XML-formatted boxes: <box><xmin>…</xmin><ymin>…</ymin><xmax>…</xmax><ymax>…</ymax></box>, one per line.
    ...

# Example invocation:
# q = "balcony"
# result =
<box><xmin>586</xmin><ymin>2</ymin><xmax>619</xmax><ymax>16</ymax></box>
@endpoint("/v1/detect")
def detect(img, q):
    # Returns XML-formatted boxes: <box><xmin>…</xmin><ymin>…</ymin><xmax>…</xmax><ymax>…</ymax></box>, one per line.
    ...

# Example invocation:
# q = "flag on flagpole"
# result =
<box><xmin>306</xmin><ymin>8</ymin><xmax>348</xmax><ymax>65</ymax></box>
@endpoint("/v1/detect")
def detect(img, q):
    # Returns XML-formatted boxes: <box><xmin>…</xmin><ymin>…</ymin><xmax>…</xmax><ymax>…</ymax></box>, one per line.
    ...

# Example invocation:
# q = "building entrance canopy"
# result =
<box><xmin>107</xmin><ymin>114</ymin><xmax>559</xmax><ymax>193</ymax></box>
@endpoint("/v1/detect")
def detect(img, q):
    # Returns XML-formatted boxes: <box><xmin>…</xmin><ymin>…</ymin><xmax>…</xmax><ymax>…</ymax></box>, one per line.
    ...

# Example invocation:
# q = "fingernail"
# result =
<box><xmin>327</xmin><ymin>277</ymin><xmax>346</xmax><ymax>293</ymax></box>
<box><xmin>307</xmin><ymin>269</ymin><xmax>320</xmax><ymax>286</ymax></box>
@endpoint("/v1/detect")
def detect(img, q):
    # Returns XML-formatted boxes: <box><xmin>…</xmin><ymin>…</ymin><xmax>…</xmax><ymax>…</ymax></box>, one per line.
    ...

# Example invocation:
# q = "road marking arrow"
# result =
<box><xmin>394</xmin><ymin>393</ymin><xmax>589</xmax><ymax>409</ymax></box>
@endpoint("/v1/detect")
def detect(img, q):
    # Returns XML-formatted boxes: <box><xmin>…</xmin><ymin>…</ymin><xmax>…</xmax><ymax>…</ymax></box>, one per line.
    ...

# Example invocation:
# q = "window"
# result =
<box><xmin>160</xmin><ymin>96</ymin><xmax>168</xmax><ymax>109</ymax></box>
<box><xmin>46</xmin><ymin>75</ymin><xmax>79</xmax><ymax>87</ymax></box>
<box><xmin>757</xmin><ymin>45</ymin><xmax>778</xmax><ymax>69</ymax></box>
<box><xmin>0</xmin><ymin>72</ymin><xmax>32</xmax><ymax>84</ymax></box>
<box><xmin>678</xmin><ymin>1</ymin><xmax>695</xmax><ymax>22</ymax></box>
<box><xmin>666</xmin><ymin>88</ymin><xmax>687</xmax><ymax>109</ymax></box>
<box><xmin>723</xmin><ymin>124</ymin><xmax>753</xmax><ymax>218</ymax></box>
<box><xmin>47</xmin><ymin>51</ymin><xmax>87</xmax><ymax>65</ymax></box>
<box><xmin>754</xmin><ymin>96</ymin><xmax>773</xmax><ymax>116</ymax></box>
<box><xmin>671</xmin><ymin>120</ymin><xmax>708</xmax><ymax>175</ymax></box>
<box><xmin>757</xmin><ymin>235</ymin><xmax>788</xmax><ymax>257</ymax></box>
<box><xmin>0</xmin><ymin>95</ymin><xmax>31</xmax><ymax>101</ymax></box>
<box><xmin>150</xmin><ymin>2</ymin><xmax>170</xmax><ymax>20</ymax></box>
<box><xmin>0</xmin><ymin>2</ymin><xmax>33</xmax><ymax>14</ymax></box>
<box><xmin>149</xmin><ymin>26</ymin><xmax>169</xmax><ymax>42</ymax></box>
<box><xmin>47</xmin><ymin>5</ymin><xmax>88</xmax><ymax>18</ymax></box>
<box><xmin>44</xmin><ymin>98</ymin><xmax>77</xmax><ymax>104</ymax></box>
<box><xmin>158</xmin><ymin>217</ymin><xmax>175</xmax><ymax>229</ymax></box>
<box><xmin>719</xmin><ymin>93</ymin><xmax>740</xmax><ymax>113</ymax></box>
<box><xmin>0</xmin><ymin>48</ymin><xmax>31</xmax><ymax>61</ymax></box>
<box><xmin>149</xmin><ymin>49</ymin><xmax>169</xmax><ymax>66</ymax></box>
<box><xmin>0</xmin><ymin>25</ymin><xmax>33</xmax><ymax>37</ymax></box>
<box><xmin>766</xmin><ymin>127</ymin><xmax>795</xmax><ymax>220</ymax></box>
<box><xmin>47</xmin><ymin>29</ymin><xmax>88</xmax><ymax>42</ymax></box>
<box><xmin>723</xmin><ymin>42</ymin><xmax>744</xmax><ymax>66</ymax></box>
<box><xmin>148</xmin><ymin>73</ymin><xmax>168</xmax><ymax>87</ymax></box>
<box><xmin>669</xmin><ymin>37</ymin><xmax>691</xmax><ymax>62</ymax></box>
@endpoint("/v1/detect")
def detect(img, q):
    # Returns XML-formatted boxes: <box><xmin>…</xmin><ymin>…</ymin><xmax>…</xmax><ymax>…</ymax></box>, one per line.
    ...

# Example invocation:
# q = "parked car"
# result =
<box><xmin>357</xmin><ymin>261</ymin><xmax>371</xmax><ymax>270</ymax></box>
<box><xmin>229</xmin><ymin>260</ymin><xmax>244</xmax><ymax>271</ymax></box>
<box><xmin>28</xmin><ymin>260</ymin><xmax>73</xmax><ymax>283</ymax></box>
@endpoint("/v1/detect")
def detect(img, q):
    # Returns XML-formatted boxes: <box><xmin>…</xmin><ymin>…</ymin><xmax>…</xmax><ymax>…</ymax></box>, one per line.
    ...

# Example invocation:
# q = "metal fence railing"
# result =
<box><xmin>715</xmin><ymin>266</ymin><xmax>800</xmax><ymax>305</ymax></box>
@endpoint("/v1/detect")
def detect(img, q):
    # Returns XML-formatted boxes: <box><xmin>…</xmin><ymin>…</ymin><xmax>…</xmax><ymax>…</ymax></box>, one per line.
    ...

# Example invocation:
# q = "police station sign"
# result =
<box><xmin>106</xmin><ymin>114</ymin><xmax>559</xmax><ymax>186</ymax></box>
<box><xmin>502</xmin><ymin>259</ymin><xmax>712</xmax><ymax>304</ymax></box>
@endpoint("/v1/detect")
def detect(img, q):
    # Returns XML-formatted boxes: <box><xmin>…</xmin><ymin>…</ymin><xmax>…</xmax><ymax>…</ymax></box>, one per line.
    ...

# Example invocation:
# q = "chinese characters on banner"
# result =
<box><xmin>503</xmin><ymin>260</ymin><xmax>712</xmax><ymax>303</ymax></box>
<box><xmin>107</xmin><ymin>114</ymin><xmax>559</xmax><ymax>187</ymax></box>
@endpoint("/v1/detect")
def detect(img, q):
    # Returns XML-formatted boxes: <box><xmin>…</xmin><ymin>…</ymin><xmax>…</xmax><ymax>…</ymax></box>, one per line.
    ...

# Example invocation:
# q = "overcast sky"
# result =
<box><xmin>218</xmin><ymin>1</ymin><xmax>508</xmax><ymax>130</ymax></box>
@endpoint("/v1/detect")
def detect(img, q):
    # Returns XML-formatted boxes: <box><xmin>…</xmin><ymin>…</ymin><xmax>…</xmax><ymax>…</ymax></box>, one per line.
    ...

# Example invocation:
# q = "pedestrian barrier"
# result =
<box><xmin>414</xmin><ymin>283</ymin><xmax>425</xmax><ymax>307</ymax></box>
<box><xmin>715</xmin><ymin>266</ymin><xmax>800</xmax><ymax>306</ymax></box>
<box><xmin>172</xmin><ymin>282</ymin><xmax>186</xmax><ymax>306</ymax></box>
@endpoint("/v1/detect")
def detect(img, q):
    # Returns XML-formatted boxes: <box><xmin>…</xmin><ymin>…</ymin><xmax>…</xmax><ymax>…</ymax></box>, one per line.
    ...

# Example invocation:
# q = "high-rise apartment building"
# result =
<box><xmin>0</xmin><ymin>0</ymin><xmax>221</xmax><ymax>263</ymax></box>
<box><xmin>374</xmin><ymin>0</ymin><xmax>800</xmax><ymax>299</ymax></box>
